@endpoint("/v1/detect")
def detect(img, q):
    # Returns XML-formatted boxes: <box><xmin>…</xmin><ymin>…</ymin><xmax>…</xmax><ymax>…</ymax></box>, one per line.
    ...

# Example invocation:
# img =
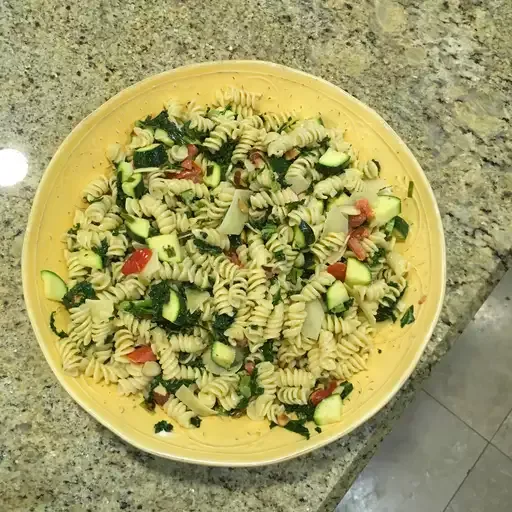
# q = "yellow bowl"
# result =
<box><xmin>22</xmin><ymin>61</ymin><xmax>445</xmax><ymax>466</ymax></box>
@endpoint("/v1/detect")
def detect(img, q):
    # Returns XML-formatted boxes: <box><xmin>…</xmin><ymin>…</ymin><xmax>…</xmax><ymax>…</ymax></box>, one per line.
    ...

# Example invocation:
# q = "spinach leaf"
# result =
<box><xmin>115</xmin><ymin>169</ymin><xmax>127</xmax><ymax>209</ymax></box>
<box><xmin>154</xmin><ymin>420</ymin><xmax>173</xmax><ymax>434</ymax></box>
<box><xmin>193</xmin><ymin>238</ymin><xmax>223</xmax><ymax>255</ymax></box>
<box><xmin>92</xmin><ymin>238</ymin><xmax>109</xmax><ymax>268</ymax></box>
<box><xmin>212</xmin><ymin>314</ymin><xmax>235</xmax><ymax>342</ymax></box>
<box><xmin>268</xmin><ymin>156</ymin><xmax>292</xmax><ymax>186</ymax></box>
<box><xmin>283</xmin><ymin>420</ymin><xmax>310</xmax><ymax>440</ymax></box>
<box><xmin>249</xmin><ymin>367</ymin><xmax>264</xmax><ymax>397</ymax></box>
<box><xmin>315</xmin><ymin>426</ymin><xmax>322</xmax><ymax>433</ymax></box>
<box><xmin>272</xmin><ymin>288</ymin><xmax>282</xmax><ymax>305</ymax></box>
<box><xmin>260</xmin><ymin>223</ymin><xmax>278</xmax><ymax>242</ymax></box>
<box><xmin>207</xmin><ymin>139</ymin><xmax>237</xmax><ymax>167</ymax></box>
<box><xmin>262</xmin><ymin>341</ymin><xmax>274</xmax><ymax>362</ymax></box>
<box><xmin>274</xmin><ymin>250</ymin><xmax>285</xmax><ymax>261</ymax></box>
<box><xmin>367</xmin><ymin>247</ymin><xmax>385</xmax><ymax>267</ymax></box>
<box><xmin>228</xmin><ymin>234</ymin><xmax>242</xmax><ymax>248</ymax></box>
<box><xmin>49</xmin><ymin>311</ymin><xmax>67</xmax><ymax>338</ymax></box>
<box><xmin>400</xmin><ymin>305</ymin><xmax>415</xmax><ymax>328</ymax></box>
<box><xmin>339</xmin><ymin>382</ymin><xmax>354</xmax><ymax>400</ymax></box>
<box><xmin>284</xmin><ymin>403</ymin><xmax>315</xmax><ymax>422</ymax></box>
<box><xmin>190</xmin><ymin>417</ymin><xmax>202</xmax><ymax>428</ymax></box>
<box><xmin>62</xmin><ymin>282</ymin><xmax>96</xmax><ymax>309</ymax></box>
<box><xmin>148</xmin><ymin>281</ymin><xmax>171</xmax><ymax>320</ymax></box>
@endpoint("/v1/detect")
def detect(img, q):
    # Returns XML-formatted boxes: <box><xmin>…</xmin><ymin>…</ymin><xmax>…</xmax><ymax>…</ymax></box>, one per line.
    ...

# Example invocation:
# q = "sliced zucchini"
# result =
<box><xmin>40</xmin><ymin>270</ymin><xmax>67</xmax><ymax>301</ymax></box>
<box><xmin>154</xmin><ymin>128</ymin><xmax>174</xmax><ymax>146</ymax></box>
<box><xmin>293</xmin><ymin>220</ymin><xmax>315</xmax><ymax>249</ymax></box>
<box><xmin>372</xmin><ymin>195</ymin><xmax>401</xmax><ymax>227</ymax></box>
<box><xmin>147</xmin><ymin>233</ymin><xmax>182</xmax><ymax>263</ymax></box>
<box><xmin>204</xmin><ymin>163</ymin><xmax>221</xmax><ymax>188</ymax></box>
<box><xmin>326</xmin><ymin>281</ymin><xmax>349</xmax><ymax>311</ymax></box>
<box><xmin>162</xmin><ymin>289</ymin><xmax>184</xmax><ymax>323</ymax></box>
<box><xmin>345</xmin><ymin>258</ymin><xmax>371</xmax><ymax>286</ymax></box>
<box><xmin>125</xmin><ymin>216</ymin><xmax>150</xmax><ymax>243</ymax></box>
<box><xmin>133</xmin><ymin>143</ymin><xmax>167</xmax><ymax>168</ymax></box>
<box><xmin>118</xmin><ymin>161</ymin><xmax>134</xmax><ymax>182</ymax></box>
<box><xmin>384</xmin><ymin>217</ymin><xmax>396</xmax><ymax>236</ymax></box>
<box><xmin>314</xmin><ymin>394</ymin><xmax>343</xmax><ymax>426</ymax></box>
<box><xmin>316</xmin><ymin>148</ymin><xmax>351</xmax><ymax>176</ymax></box>
<box><xmin>77</xmin><ymin>250</ymin><xmax>103</xmax><ymax>270</ymax></box>
<box><xmin>211</xmin><ymin>342</ymin><xmax>236</xmax><ymax>369</ymax></box>
<box><xmin>326</xmin><ymin>193</ymin><xmax>351</xmax><ymax>212</ymax></box>
<box><xmin>121</xmin><ymin>173</ymin><xmax>144</xmax><ymax>198</ymax></box>
<box><xmin>392</xmin><ymin>216</ymin><xmax>409</xmax><ymax>241</ymax></box>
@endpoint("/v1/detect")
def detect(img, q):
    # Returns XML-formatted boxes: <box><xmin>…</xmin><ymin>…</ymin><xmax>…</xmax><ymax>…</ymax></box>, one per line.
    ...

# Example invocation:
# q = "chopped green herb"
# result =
<box><xmin>274</xmin><ymin>250</ymin><xmax>285</xmax><ymax>261</ymax></box>
<box><xmin>288</xmin><ymin>268</ymin><xmax>303</xmax><ymax>285</ymax></box>
<box><xmin>272</xmin><ymin>288</ymin><xmax>282</xmax><ymax>305</ymax></box>
<box><xmin>163</xmin><ymin>246</ymin><xmax>176</xmax><ymax>259</ymax></box>
<box><xmin>262</xmin><ymin>341</ymin><xmax>274</xmax><ymax>362</ymax></box>
<box><xmin>190</xmin><ymin>416</ymin><xmax>202</xmax><ymax>428</ymax></box>
<box><xmin>239</xmin><ymin>375</ymin><xmax>252</xmax><ymax>398</ymax></box>
<box><xmin>407</xmin><ymin>180</ymin><xmax>414</xmax><ymax>198</ymax></box>
<box><xmin>249</xmin><ymin>367</ymin><xmax>264</xmax><ymax>397</ymax></box>
<box><xmin>140</xmin><ymin>400</ymin><xmax>156</xmax><ymax>413</ymax></box>
<box><xmin>315</xmin><ymin>426</ymin><xmax>322</xmax><ymax>433</ymax></box>
<box><xmin>260</xmin><ymin>222</ymin><xmax>278</xmax><ymax>242</ymax></box>
<box><xmin>228</xmin><ymin>234</ymin><xmax>242</xmax><ymax>248</ymax></box>
<box><xmin>283</xmin><ymin>420</ymin><xmax>310</xmax><ymax>440</ymax></box>
<box><xmin>228</xmin><ymin>395</ymin><xmax>249</xmax><ymax>415</ymax></box>
<box><xmin>193</xmin><ymin>238</ymin><xmax>223</xmax><ymax>254</ymax></box>
<box><xmin>154</xmin><ymin>420</ymin><xmax>173</xmax><ymax>434</ymax></box>
<box><xmin>119</xmin><ymin>299</ymin><xmax>154</xmax><ymax>318</ymax></box>
<box><xmin>62</xmin><ymin>282</ymin><xmax>96</xmax><ymax>309</ymax></box>
<box><xmin>115</xmin><ymin>168</ymin><xmax>127</xmax><ymax>209</ymax></box>
<box><xmin>49</xmin><ymin>311</ymin><xmax>67</xmax><ymax>338</ymax></box>
<box><xmin>284</xmin><ymin>403</ymin><xmax>316</xmax><ymax>422</ymax></box>
<box><xmin>268</xmin><ymin>156</ymin><xmax>292</xmax><ymax>186</ymax></box>
<box><xmin>148</xmin><ymin>281</ymin><xmax>172</xmax><ymax>321</ymax></box>
<box><xmin>207</xmin><ymin>139</ymin><xmax>237</xmax><ymax>167</ymax></box>
<box><xmin>400</xmin><ymin>305</ymin><xmax>415</xmax><ymax>327</ymax></box>
<box><xmin>367</xmin><ymin>247</ymin><xmax>386</xmax><ymax>267</ymax></box>
<box><xmin>92</xmin><ymin>238</ymin><xmax>109</xmax><ymax>268</ymax></box>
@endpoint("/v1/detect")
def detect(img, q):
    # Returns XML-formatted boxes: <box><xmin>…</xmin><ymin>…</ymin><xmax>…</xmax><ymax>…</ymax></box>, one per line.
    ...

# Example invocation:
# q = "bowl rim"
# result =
<box><xmin>22</xmin><ymin>59</ymin><xmax>446</xmax><ymax>466</ymax></box>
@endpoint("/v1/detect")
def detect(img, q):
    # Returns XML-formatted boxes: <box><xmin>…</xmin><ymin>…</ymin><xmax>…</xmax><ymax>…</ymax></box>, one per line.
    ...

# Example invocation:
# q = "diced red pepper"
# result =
<box><xmin>348</xmin><ymin>237</ymin><xmax>367</xmax><ymax>261</ymax></box>
<box><xmin>127</xmin><ymin>346</ymin><xmax>157</xmax><ymax>363</ymax></box>
<box><xmin>327</xmin><ymin>262</ymin><xmax>347</xmax><ymax>281</ymax></box>
<box><xmin>310</xmin><ymin>381</ymin><xmax>338</xmax><ymax>406</ymax></box>
<box><xmin>121</xmin><ymin>248</ymin><xmax>153</xmax><ymax>275</ymax></box>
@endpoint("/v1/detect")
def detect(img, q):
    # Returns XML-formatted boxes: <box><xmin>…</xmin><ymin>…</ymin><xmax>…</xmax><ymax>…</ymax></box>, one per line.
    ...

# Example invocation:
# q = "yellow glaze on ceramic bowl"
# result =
<box><xmin>22</xmin><ymin>61</ymin><xmax>445</xmax><ymax>466</ymax></box>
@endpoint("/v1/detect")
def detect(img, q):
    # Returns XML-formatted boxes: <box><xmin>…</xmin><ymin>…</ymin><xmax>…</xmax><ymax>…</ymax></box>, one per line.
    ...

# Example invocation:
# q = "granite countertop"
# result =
<box><xmin>1</xmin><ymin>0</ymin><xmax>511</xmax><ymax>511</ymax></box>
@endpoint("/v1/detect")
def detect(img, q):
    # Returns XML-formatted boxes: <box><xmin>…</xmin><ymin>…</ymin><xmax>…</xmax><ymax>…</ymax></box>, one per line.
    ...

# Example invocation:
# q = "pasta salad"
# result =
<box><xmin>41</xmin><ymin>87</ymin><xmax>414</xmax><ymax>438</ymax></box>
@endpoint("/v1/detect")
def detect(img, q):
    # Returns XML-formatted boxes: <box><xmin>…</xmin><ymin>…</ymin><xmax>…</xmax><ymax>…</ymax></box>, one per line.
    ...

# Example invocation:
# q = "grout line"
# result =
<box><xmin>490</xmin><ymin>441</ymin><xmax>512</xmax><ymax>465</ymax></box>
<box><xmin>442</xmin><ymin>441</ymin><xmax>489</xmax><ymax>512</ymax></box>
<box><xmin>422</xmin><ymin>388</ymin><xmax>489</xmax><ymax>441</ymax></box>
<box><xmin>489</xmin><ymin>404</ymin><xmax>512</xmax><ymax>444</ymax></box>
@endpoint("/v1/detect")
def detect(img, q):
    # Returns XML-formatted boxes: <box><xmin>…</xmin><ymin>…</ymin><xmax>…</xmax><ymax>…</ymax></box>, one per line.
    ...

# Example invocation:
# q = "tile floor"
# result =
<box><xmin>337</xmin><ymin>269</ymin><xmax>512</xmax><ymax>512</ymax></box>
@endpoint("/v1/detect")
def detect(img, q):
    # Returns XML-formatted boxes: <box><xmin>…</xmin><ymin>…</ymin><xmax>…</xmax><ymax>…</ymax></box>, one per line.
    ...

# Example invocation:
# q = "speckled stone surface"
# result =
<box><xmin>1</xmin><ymin>0</ymin><xmax>511</xmax><ymax>511</ymax></box>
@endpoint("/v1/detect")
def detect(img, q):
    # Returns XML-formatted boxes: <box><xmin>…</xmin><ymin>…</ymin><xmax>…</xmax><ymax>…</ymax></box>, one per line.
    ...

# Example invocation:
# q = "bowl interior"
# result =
<box><xmin>22</xmin><ymin>61</ymin><xmax>445</xmax><ymax>466</ymax></box>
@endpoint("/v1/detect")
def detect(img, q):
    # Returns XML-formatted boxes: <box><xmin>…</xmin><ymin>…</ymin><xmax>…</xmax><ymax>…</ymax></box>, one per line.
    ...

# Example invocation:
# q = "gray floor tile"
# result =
<box><xmin>492</xmin><ymin>408</ymin><xmax>512</xmax><ymax>460</ymax></box>
<box><xmin>424</xmin><ymin>271</ymin><xmax>512</xmax><ymax>439</ymax></box>
<box><xmin>445</xmin><ymin>444</ymin><xmax>512</xmax><ymax>512</ymax></box>
<box><xmin>336</xmin><ymin>391</ymin><xmax>486</xmax><ymax>512</ymax></box>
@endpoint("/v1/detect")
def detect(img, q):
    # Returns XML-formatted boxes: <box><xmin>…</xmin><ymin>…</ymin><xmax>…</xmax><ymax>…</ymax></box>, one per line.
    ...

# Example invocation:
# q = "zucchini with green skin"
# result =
<box><xmin>121</xmin><ymin>173</ymin><xmax>144</xmax><ymax>198</ymax></box>
<box><xmin>162</xmin><ymin>289</ymin><xmax>185</xmax><ymax>323</ymax></box>
<box><xmin>125</xmin><ymin>217</ymin><xmax>150</xmax><ymax>243</ymax></box>
<box><xmin>211</xmin><ymin>342</ymin><xmax>236</xmax><ymax>369</ymax></box>
<box><xmin>392</xmin><ymin>216</ymin><xmax>409</xmax><ymax>241</ymax></box>
<box><xmin>118</xmin><ymin>161</ymin><xmax>134</xmax><ymax>182</ymax></box>
<box><xmin>40</xmin><ymin>270</ymin><xmax>67</xmax><ymax>301</ymax></box>
<box><xmin>372</xmin><ymin>195</ymin><xmax>401</xmax><ymax>227</ymax></box>
<box><xmin>326</xmin><ymin>281</ymin><xmax>349</xmax><ymax>311</ymax></box>
<box><xmin>293</xmin><ymin>220</ymin><xmax>315</xmax><ymax>249</ymax></box>
<box><xmin>314</xmin><ymin>394</ymin><xmax>343</xmax><ymax>425</ymax></box>
<box><xmin>345</xmin><ymin>258</ymin><xmax>371</xmax><ymax>286</ymax></box>
<box><xmin>77</xmin><ymin>250</ymin><xmax>103</xmax><ymax>270</ymax></box>
<box><xmin>326</xmin><ymin>193</ymin><xmax>350</xmax><ymax>213</ymax></box>
<box><xmin>147</xmin><ymin>233</ymin><xmax>182</xmax><ymax>263</ymax></box>
<box><xmin>133</xmin><ymin>144</ymin><xmax>167</xmax><ymax>168</ymax></box>
<box><xmin>204</xmin><ymin>163</ymin><xmax>222</xmax><ymax>188</ymax></box>
<box><xmin>154</xmin><ymin>128</ymin><xmax>174</xmax><ymax>146</ymax></box>
<box><xmin>316</xmin><ymin>148</ymin><xmax>351</xmax><ymax>176</ymax></box>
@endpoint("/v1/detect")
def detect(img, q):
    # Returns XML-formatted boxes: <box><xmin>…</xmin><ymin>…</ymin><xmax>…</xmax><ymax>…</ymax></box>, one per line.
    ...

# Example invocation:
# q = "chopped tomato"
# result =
<box><xmin>284</xmin><ymin>148</ymin><xmax>300</xmax><ymax>160</ymax></box>
<box><xmin>180</xmin><ymin>159</ymin><xmax>193</xmax><ymax>170</ymax></box>
<box><xmin>310</xmin><ymin>381</ymin><xmax>338</xmax><ymax>406</ymax></box>
<box><xmin>121</xmin><ymin>248</ymin><xmax>153</xmax><ymax>275</ymax></box>
<box><xmin>187</xmin><ymin>144</ymin><xmax>199</xmax><ymax>158</ymax></box>
<box><xmin>127</xmin><ymin>346</ymin><xmax>157</xmax><ymax>363</ymax></box>
<box><xmin>327</xmin><ymin>262</ymin><xmax>347</xmax><ymax>281</ymax></box>
<box><xmin>349</xmin><ymin>213</ymin><xmax>367</xmax><ymax>229</ymax></box>
<box><xmin>153</xmin><ymin>392</ymin><xmax>169</xmax><ymax>406</ymax></box>
<box><xmin>244</xmin><ymin>362</ymin><xmax>255</xmax><ymax>375</ymax></box>
<box><xmin>348</xmin><ymin>237</ymin><xmax>367</xmax><ymax>261</ymax></box>
<box><xmin>350</xmin><ymin>226</ymin><xmax>370</xmax><ymax>240</ymax></box>
<box><xmin>355</xmin><ymin>198</ymin><xmax>374</xmax><ymax>219</ymax></box>
<box><xmin>174</xmin><ymin>161</ymin><xmax>203</xmax><ymax>183</ymax></box>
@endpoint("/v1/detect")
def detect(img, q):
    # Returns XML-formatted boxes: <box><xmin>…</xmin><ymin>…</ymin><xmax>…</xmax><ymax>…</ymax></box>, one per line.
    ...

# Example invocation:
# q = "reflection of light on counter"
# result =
<box><xmin>0</xmin><ymin>148</ymin><xmax>28</xmax><ymax>186</ymax></box>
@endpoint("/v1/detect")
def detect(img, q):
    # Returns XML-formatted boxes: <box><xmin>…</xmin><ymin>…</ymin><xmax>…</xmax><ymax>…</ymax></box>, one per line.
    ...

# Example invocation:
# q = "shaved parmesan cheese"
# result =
<box><xmin>218</xmin><ymin>189</ymin><xmax>252</xmax><ymax>235</ymax></box>
<box><xmin>301</xmin><ymin>299</ymin><xmax>324</xmax><ymax>340</ymax></box>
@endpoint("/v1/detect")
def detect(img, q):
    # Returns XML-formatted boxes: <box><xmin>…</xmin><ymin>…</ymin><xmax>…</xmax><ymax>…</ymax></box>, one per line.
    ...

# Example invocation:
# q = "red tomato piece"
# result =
<box><xmin>349</xmin><ymin>213</ymin><xmax>367</xmax><ymax>228</ymax></box>
<box><xmin>310</xmin><ymin>381</ymin><xmax>338</xmax><ymax>406</ymax></box>
<box><xmin>175</xmin><ymin>166</ymin><xmax>203</xmax><ymax>183</ymax></box>
<box><xmin>127</xmin><ymin>346</ymin><xmax>157</xmax><ymax>363</ymax></box>
<box><xmin>355</xmin><ymin>198</ymin><xmax>374</xmax><ymax>219</ymax></box>
<box><xmin>327</xmin><ymin>262</ymin><xmax>347</xmax><ymax>281</ymax></box>
<box><xmin>350</xmin><ymin>226</ymin><xmax>370</xmax><ymax>240</ymax></box>
<box><xmin>121</xmin><ymin>248</ymin><xmax>153</xmax><ymax>275</ymax></box>
<box><xmin>348</xmin><ymin>237</ymin><xmax>367</xmax><ymax>261</ymax></box>
<box><xmin>187</xmin><ymin>144</ymin><xmax>199</xmax><ymax>158</ymax></box>
<box><xmin>180</xmin><ymin>159</ymin><xmax>193</xmax><ymax>170</ymax></box>
<box><xmin>244</xmin><ymin>362</ymin><xmax>255</xmax><ymax>375</ymax></box>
